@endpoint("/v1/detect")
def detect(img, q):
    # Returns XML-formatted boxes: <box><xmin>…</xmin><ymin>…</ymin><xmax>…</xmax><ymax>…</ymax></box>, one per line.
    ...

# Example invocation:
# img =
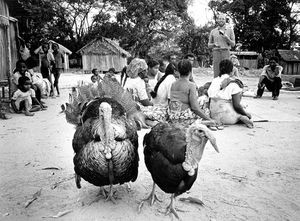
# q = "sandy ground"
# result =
<box><xmin>0</xmin><ymin>70</ymin><xmax>300</xmax><ymax>221</ymax></box>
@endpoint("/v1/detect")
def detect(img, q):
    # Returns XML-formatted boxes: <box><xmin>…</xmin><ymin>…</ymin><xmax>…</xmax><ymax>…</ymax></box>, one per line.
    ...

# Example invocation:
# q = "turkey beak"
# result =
<box><xmin>201</xmin><ymin>127</ymin><xmax>219</xmax><ymax>153</ymax></box>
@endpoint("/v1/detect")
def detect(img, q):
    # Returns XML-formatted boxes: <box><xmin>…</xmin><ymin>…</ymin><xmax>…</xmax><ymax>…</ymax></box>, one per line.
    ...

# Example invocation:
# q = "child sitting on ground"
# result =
<box><xmin>11</xmin><ymin>76</ymin><xmax>46</xmax><ymax>116</ymax></box>
<box><xmin>26</xmin><ymin>56</ymin><xmax>51</xmax><ymax>98</ymax></box>
<box><xmin>104</xmin><ymin>68</ymin><xmax>118</xmax><ymax>82</ymax></box>
<box><xmin>91</xmin><ymin>68</ymin><xmax>103</xmax><ymax>81</ymax></box>
<box><xmin>91</xmin><ymin>75</ymin><xmax>98</xmax><ymax>89</ymax></box>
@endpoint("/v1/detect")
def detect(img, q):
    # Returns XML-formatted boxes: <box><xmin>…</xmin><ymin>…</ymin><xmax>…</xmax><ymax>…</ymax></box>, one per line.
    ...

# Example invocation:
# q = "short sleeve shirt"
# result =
<box><xmin>13</xmin><ymin>71</ymin><xmax>32</xmax><ymax>85</ymax></box>
<box><xmin>217</xmin><ymin>83</ymin><xmax>242</xmax><ymax>100</ymax></box>
<box><xmin>209</xmin><ymin>27</ymin><xmax>235</xmax><ymax>49</ymax></box>
<box><xmin>152</xmin><ymin>75</ymin><xmax>176</xmax><ymax>107</ymax></box>
<box><xmin>124</xmin><ymin>77</ymin><xmax>148</xmax><ymax>101</ymax></box>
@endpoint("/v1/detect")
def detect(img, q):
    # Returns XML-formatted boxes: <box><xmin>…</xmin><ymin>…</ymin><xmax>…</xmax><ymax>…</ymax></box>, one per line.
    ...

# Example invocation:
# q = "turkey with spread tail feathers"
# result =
<box><xmin>139</xmin><ymin>120</ymin><xmax>219</xmax><ymax>219</ymax></box>
<box><xmin>63</xmin><ymin>78</ymin><xmax>146</xmax><ymax>203</ymax></box>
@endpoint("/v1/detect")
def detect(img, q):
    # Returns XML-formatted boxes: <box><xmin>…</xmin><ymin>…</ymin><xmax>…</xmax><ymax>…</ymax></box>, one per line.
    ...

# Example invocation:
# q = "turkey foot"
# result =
<box><xmin>97</xmin><ymin>187</ymin><xmax>108</xmax><ymax>198</ymax></box>
<box><xmin>126</xmin><ymin>182</ymin><xmax>131</xmax><ymax>192</ymax></box>
<box><xmin>138</xmin><ymin>183</ymin><xmax>161</xmax><ymax>213</ymax></box>
<box><xmin>75</xmin><ymin>173</ymin><xmax>81</xmax><ymax>189</ymax></box>
<box><xmin>105</xmin><ymin>185</ymin><xmax>117</xmax><ymax>204</ymax></box>
<box><xmin>165</xmin><ymin>194</ymin><xmax>180</xmax><ymax>220</ymax></box>
<box><xmin>179</xmin><ymin>197</ymin><xmax>204</xmax><ymax>206</ymax></box>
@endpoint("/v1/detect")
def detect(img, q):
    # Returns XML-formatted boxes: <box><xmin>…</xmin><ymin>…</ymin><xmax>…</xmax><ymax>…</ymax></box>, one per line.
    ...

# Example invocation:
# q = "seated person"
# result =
<box><xmin>208</xmin><ymin>59</ymin><xmax>253</xmax><ymax>128</ymax></box>
<box><xmin>91</xmin><ymin>68</ymin><xmax>103</xmax><ymax>81</ymax></box>
<box><xmin>197</xmin><ymin>82</ymin><xmax>212</xmax><ymax>117</ymax></box>
<box><xmin>150</xmin><ymin>62</ymin><xmax>178</xmax><ymax>107</ymax></box>
<box><xmin>13</xmin><ymin>60</ymin><xmax>43</xmax><ymax>103</ymax></box>
<box><xmin>26</xmin><ymin>56</ymin><xmax>51</xmax><ymax>98</ymax></box>
<box><xmin>146</xmin><ymin>59</ymin><xmax>163</xmax><ymax>93</ymax></box>
<box><xmin>11</xmin><ymin>76</ymin><xmax>45</xmax><ymax>116</ymax></box>
<box><xmin>139</xmin><ymin>61</ymin><xmax>178</xmax><ymax>123</ymax></box>
<box><xmin>104</xmin><ymin>68</ymin><xmax>118</xmax><ymax>82</ymax></box>
<box><xmin>91</xmin><ymin>75</ymin><xmax>98</xmax><ymax>89</ymax></box>
<box><xmin>124</xmin><ymin>58</ymin><xmax>153</xmax><ymax>107</ymax></box>
<box><xmin>254</xmin><ymin>56</ymin><xmax>283</xmax><ymax>100</ymax></box>
<box><xmin>168</xmin><ymin>59</ymin><xmax>216</xmax><ymax>127</ymax></box>
<box><xmin>229</xmin><ymin>54</ymin><xmax>240</xmax><ymax>77</ymax></box>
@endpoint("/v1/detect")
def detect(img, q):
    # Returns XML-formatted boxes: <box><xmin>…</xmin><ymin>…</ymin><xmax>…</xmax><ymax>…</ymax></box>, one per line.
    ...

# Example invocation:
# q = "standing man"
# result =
<box><xmin>52</xmin><ymin>43</ymin><xmax>64</xmax><ymax>97</ymax></box>
<box><xmin>208</xmin><ymin>13</ymin><xmax>235</xmax><ymax>78</ymax></box>
<box><xmin>254</xmin><ymin>56</ymin><xmax>283</xmax><ymax>100</ymax></box>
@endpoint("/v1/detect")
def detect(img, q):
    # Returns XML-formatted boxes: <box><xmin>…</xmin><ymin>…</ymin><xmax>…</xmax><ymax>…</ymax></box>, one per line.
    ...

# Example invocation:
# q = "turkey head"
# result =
<box><xmin>182</xmin><ymin>120</ymin><xmax>219</xmax><ymax>176</ymax></box>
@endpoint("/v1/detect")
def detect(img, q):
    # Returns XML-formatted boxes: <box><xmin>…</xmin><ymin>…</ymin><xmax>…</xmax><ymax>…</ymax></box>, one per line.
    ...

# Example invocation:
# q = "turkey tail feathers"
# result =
<box><xmin>63</xmin><ymin>78</ymin><xmax>138</xmax><ymax>126</ymax></box>
<box><xmin>99</xmin><ymin>79</ymin><xmax>138</xmax><ymax>116</ymax></box>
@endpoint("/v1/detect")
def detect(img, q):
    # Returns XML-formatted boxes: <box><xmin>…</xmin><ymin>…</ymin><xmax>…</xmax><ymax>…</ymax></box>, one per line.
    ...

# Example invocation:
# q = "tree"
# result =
<box><xmin>107</xmin><ymin>0</ymin><xmax>191</xmax><ymax>56</ymax></box>
<box><xmin>178</xmin><ymin>23</ymin><xmax>214</xmax><ymax>67</ymax></box>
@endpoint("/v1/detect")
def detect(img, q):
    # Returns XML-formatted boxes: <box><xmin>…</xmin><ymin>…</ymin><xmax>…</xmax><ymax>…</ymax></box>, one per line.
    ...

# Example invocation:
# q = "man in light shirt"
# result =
<box><xmin>208</xmin><ymin>13</ymin><xmax>235</xmax><ymax>78</ymax></box>
<box><xmin>254</xmin><ymin>56</ymin><xmax>283</xmax><ymax>100</ymax></box>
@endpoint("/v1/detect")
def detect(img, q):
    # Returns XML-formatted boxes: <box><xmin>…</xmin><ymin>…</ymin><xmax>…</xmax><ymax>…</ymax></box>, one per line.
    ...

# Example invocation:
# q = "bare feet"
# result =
<box><xmin>239</xmin><ymin>116</ymin><xmax>253</xmax><ymax>128</ymax></box>
<box><xmin>25</xmin><ymin>112</ymin><xmax>34</xmax><ymax>116</ymax></box>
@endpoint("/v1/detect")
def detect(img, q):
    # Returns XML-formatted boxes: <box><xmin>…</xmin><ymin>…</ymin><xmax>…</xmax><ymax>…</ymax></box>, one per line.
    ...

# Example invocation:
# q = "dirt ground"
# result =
<box><xmin>0</xmin><ymin>70</ymin><xmax>300</xmax><ymax>221</ymax></box>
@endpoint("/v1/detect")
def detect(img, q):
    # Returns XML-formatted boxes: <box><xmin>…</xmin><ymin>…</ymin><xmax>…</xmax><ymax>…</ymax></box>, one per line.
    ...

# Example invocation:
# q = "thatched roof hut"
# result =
<box><xmin>77</xmin><ymin>37</ymin><xmax>131</xmax><ymax>72</ymax></box>
<box><xmin>277</xmin><ymin>49</ymin><xmax>300</xmax><ymax>75</ymax></box>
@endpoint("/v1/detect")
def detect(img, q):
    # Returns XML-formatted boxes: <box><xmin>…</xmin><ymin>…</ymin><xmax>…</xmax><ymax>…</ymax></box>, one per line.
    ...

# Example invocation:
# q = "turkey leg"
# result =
<box><xmin>105</xmin><ymin>184</ymin><xmax>117</xmax><ymax>204</ymax></box>
<box><xmin>75</xmin><ymin>173</ymin><xmax>81</xmax><ymax>189</ymax></box>
<box><xmin>138</xmin><ymin>182</ymin><xmax>161</xmax><ymax>212</ymax></box>
<box><xmin>165</xmin><ymin>194</ymin><xmax>179</xmax><ymax>219</ymax></box>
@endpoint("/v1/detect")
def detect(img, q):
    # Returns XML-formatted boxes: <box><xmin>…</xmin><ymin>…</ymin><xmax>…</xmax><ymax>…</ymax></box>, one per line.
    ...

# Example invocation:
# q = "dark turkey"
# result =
<box><xmin>63</xmin><ymin>79</ymin><xmax>144</xmax><ymax>202</ymax></box>
<box><xmin>139</xmin><ymin>120</ymin><xmax>219</xmax><ymax>218</ymax></box>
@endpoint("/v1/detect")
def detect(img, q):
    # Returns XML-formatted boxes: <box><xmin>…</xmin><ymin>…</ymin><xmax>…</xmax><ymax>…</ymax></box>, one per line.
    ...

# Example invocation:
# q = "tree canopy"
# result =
<box><xmin>12</xmin><ymin>0</ymin><xmax>300</xmax><ymax>62</ymax></box>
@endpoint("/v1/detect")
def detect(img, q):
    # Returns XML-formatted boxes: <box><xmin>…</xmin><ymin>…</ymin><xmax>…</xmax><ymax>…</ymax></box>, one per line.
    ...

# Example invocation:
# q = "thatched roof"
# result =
<box><xmin>231</xmin><ymin>51</ymin><xmax>258</xmax><ymax>56</ymax></box>
<box><xmin>278</xmin><ymin>49</ymin><xmax>300</xmax><ymax>62</ymax></box>
<box><xmin>77</xmin><ymin>37</ymin><xmax>130</xmax><ymax>57</ymax></box>
<box><xmin>34</xmin><ymin>40</ymin><xmax>72</xmax><ymax>55</ymax></box>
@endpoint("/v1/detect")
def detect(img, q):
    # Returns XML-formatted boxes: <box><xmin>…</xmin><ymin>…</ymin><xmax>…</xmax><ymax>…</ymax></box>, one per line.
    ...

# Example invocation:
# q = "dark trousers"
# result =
<box><xmin>257</xmin><ymin>76</ymin><xmax>282</xmax><ymax>97</ymax></box>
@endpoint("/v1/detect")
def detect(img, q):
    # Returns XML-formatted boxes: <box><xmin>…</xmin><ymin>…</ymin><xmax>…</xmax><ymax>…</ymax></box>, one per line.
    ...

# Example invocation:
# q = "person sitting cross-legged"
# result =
<box><xmin>254</xmin><ymin>56</ymin><xmax>283</xmax><ymax>100</ymax></box>
<box><xmin>208</xmin><ymin>59</ymin><xmax>253</xmax><ymax>128</ymax></box>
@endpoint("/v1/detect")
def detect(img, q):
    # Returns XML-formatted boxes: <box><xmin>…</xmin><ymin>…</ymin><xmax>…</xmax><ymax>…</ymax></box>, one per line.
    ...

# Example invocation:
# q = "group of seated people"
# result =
<box><xmin>90</xmin><ymin>54</ymin><xmax>254</xmax><ymax>130</ymax></box>
<box><xmin>11</xmin><ymin>59</ymin><xmax>50</xmax><ymax>116</ymax></box>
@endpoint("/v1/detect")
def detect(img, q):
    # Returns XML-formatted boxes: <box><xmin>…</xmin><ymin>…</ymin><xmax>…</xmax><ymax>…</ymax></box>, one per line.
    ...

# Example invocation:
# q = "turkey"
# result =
<box><xmin>139</xmin><ymin>120</ymin><xmax>219</xmax><ymax>218</ymax></box>
<box><xmin>63</xmin><ymin>78</ymin><xmax>146</xmax><ymax>203</ymax></box>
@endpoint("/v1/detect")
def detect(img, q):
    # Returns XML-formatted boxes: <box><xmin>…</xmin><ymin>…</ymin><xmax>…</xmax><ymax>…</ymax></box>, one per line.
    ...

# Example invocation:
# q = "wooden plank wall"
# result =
<box><xmin>0</xmin><ymin>0</ymin><xmax>9</xmax><ymax>81</ymax></box>
<box><xmin>82</xmin><ymin>54</ymin><xmax>127</xmax><ymax>72</ymax></box>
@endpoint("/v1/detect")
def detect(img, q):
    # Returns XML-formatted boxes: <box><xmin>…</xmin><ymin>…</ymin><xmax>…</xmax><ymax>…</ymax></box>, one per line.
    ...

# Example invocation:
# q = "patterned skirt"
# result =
<box><xmin>167</xmin><ymin>100</ymin><xmax>201</xmax><ymax>125</ymax></box>
<box><xmin>209</xmin><ymin>98</ymin><xmax>240</xmax><ymax>124</ymax></box>
<box><xmin>139</xmin><ymin>105</ymin><xmax>168</xmax><ymax>122</ymax></box>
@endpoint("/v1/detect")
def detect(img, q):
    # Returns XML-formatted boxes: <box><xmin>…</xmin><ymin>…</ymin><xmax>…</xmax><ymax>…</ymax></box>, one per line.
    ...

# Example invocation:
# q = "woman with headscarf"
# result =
<box><xmin>124</xmin><ymin>58</ymin><xmax>153</xmax><ymax>106</ymax></box>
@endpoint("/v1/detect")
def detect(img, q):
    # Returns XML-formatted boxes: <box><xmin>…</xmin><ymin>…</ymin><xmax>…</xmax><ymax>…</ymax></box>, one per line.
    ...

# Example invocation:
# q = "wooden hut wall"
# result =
<box><xmin>0</xmin><ymin>0</ymin><xmax>9</xmax><ymax>82</ymax></box>
<box><xmin>63</xmin><ymin>54</ymin><xmax>69</xmax><ymax>70</ymax></box>
<box><xmin>237</xmin><ymin>55</ymin><xmax>258</xmax><ymax>69</ymax></box>
<box><xmin>9</xmin><ymin>19</ymin><xmax>18</xmax><ymax>73</ymax></box>
<box><xmin>82</xmin><ymin>54</ymin><xmax>127</xmax><ymax>72</ymax></box>
<box><xmin>280</xmin><ymin>61</ymin><xmax>300</xmax><ymax>75</ymax></box>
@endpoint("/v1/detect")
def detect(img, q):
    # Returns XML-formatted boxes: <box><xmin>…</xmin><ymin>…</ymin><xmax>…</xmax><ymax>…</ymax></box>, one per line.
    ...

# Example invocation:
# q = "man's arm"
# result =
<box><xmin>208</xmin><ymin>30</ymin><xmax>216</xmax><ymax>49</ymax></box>
<box><xmin>275</xmin><ymin>65</ymin><xmax>283</xmax><ymax>76</ymax></box>
<box><xmin>11</xmin><ymin>99</ymin><xmax>20</xmax><ymax>113</ymax></box>
<box><xmin>223</xmin><ymin>29</ymin><xmax>235</xmax><ymax>47</ymax></box>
